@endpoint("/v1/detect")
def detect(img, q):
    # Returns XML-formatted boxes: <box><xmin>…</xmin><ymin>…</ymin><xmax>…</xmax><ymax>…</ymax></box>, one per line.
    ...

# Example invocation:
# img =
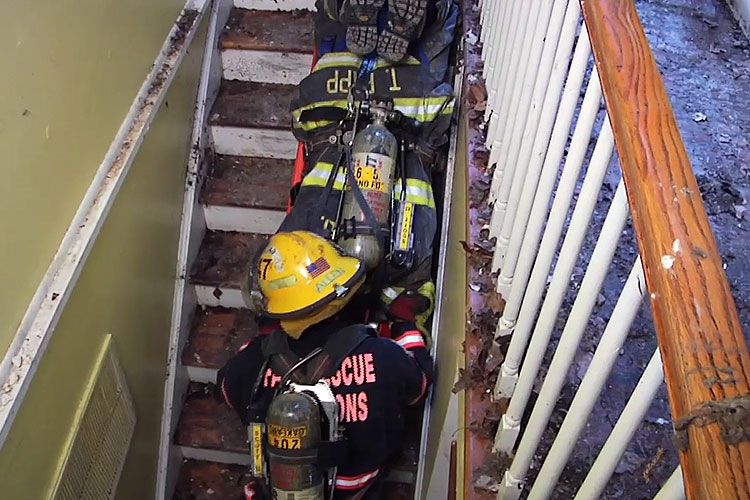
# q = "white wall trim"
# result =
<box><xmin>415</xmin><ymin>65</ymin><xmax>464</xmax><ymax>499</ymax></box>
<box><xmin>155</xmin><ymin>0</ymin><xmax>233</xmax><ymax>498</ymax></box>
<box><xmin>0</xmin><ymin>0</ymin><xmax>210</xmax><ymax>452</ymax></box>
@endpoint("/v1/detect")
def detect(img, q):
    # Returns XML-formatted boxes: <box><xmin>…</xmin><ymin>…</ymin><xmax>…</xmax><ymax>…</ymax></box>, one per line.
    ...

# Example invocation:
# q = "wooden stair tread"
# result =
<box><xmin>172</xmin><ymin>459</ymin><xmax>246</xmax><ymax>500</ymax></box>
<box><xmin>209</xmin><ymin>80</ymin><xmax>296</xmax><ymax>130</ymax></box>
<box><xmin>174</xmin><ymin>459</ymin><xmax>414</xmax><ymax>499</ymax></box>
<box><xmin>175</xmin><ymin>382</ymin><xmax>420</xmax><ymax>475</ymax></box>
<box><xmin>176</xmin><ymin>382</ymin><xmax>248</xmax><ymax>454</ymax></box>
<box><xmin>201</xmin><ymin>155</ymin><xmax>293</xmax><ymax>211</ymax></box>
<box><xmin>191</xmin><ymin>231</ymin><xmax>267</xmax><ymax>288</ymax></box>
<box><xmin>220</xmin><ymin>8</ymin><xmax>314</xmax><ymax>53</ymax></box>
<box><xmin>182</xmin><ymin>306</ymin><xmax>258</xmax><ymax>370</ymax></box>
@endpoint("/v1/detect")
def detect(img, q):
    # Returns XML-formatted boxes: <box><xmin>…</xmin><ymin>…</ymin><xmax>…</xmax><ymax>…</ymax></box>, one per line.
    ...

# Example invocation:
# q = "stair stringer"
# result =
<box><xmin>154</xmin><ymin>0</ymin><xmax>233</xmax><ymax>498</ymax></box>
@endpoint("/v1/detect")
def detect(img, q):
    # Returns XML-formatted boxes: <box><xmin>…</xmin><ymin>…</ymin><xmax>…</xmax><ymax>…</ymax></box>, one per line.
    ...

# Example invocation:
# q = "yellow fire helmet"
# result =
<box><xmin>253</xmin><ymin>231</ymin><xmax>366</xmax><ymax>338</ymax></box>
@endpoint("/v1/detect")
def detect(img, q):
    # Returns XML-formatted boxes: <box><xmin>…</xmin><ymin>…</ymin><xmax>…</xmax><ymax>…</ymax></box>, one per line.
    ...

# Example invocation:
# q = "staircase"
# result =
<box><xmin>168</xmin><ymin>2</ymin><xmax>421</xmax><ymax>498</ymax></box>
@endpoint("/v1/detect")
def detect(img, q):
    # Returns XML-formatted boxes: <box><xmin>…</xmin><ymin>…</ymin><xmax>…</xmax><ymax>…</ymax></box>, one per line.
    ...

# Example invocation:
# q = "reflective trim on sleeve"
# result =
<box><xmin>292</xmin><ymin>99</ymin><xmax>349</xmax><ymax>121</ymax></box>
<box><xmin>313</xmin><ymin>53</ymin><xmax>362</xmax><ymax>71</ymax></box>
<box><xmin>300</xmin><ymin>162</ymin><xmax>346</xmax><ymax>190</ymax></box>
<box><xmin>381</xmin><ymin>286</ymin><xmax>402</xmax><ymax>304</ymax></box>
<box><xmin>335</xmin><ymin>469</ymin><xmax>380</xmax><ymax>490</ymax></box>
<box><xmin>393</xmin><ymin>97</ymin><xmax>455</xmax><ymax>123</ymax></box>
<box><xmin>395</xmin><ymin>331</ymin><xmax>426</xmax><ymax>350</ymax></box>
<box><xmin>221</xmin><ymin>379</ymin><xmax>234</xmax><ymax>409</ymax></box>
<box><xmin>374</xmin><ymin>56</ymin><xmax>421</xmax><ymax>69</ymax></box>
<box><xmin>394</xmin><ymin>179</ymin><xmax>436</xmax><ymax>208</ymax></box>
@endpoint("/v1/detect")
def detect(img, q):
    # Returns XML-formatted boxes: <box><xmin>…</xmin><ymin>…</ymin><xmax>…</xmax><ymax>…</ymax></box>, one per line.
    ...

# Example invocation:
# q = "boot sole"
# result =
<box><xmin>345</xmin><ymin>0</ymin><xmax>387</xmax><ymax>55</ymax></box>
<box><xmin>378</xmin><ymin>0</ymin><xmax>428</xmax><ymax>62</ymax></box>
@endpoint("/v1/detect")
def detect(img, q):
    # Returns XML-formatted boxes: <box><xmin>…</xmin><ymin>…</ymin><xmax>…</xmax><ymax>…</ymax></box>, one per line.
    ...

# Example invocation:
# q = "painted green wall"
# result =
<box><xmin>0</xmin><ymin>0</ymin><xmax>188</xmax><ymax>355</ymax></box>
<box><xmin>0</xmin><ymin>4</ymin><xmax>207</xmax><ymax>500</ymax></box>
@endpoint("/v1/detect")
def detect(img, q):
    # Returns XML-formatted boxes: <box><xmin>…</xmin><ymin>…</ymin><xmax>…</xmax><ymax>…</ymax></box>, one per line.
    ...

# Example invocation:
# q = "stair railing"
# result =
<box><xmin>476</xmin><ymin>0</ymin><xmax>750</xmax><ymax>499</ymax></box>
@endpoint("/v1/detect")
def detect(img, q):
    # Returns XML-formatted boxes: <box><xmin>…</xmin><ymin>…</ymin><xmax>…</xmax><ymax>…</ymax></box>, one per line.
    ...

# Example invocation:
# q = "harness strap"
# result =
<box><xmin>261</xmin><ymin>326</ymin><xmax>375</xmax><ymax>386</ymax></box>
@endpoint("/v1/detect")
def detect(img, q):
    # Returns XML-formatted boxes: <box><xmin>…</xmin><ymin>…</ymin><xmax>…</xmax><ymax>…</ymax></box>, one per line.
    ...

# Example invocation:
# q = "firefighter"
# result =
<box><xmin>218</xmin><ymin>231</ymin><xmax>434</xmax><ymax>499</ymax></box>
<box><xmin>284</xmin><ymin>39</ymin><xmax>457</xmax><ymax>335</ymax></box>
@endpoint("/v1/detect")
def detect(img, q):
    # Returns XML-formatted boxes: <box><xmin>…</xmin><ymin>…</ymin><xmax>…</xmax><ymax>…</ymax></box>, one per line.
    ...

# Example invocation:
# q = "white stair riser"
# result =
<box><xmin>186</xmin><ymin>366</ymin><xmax>219</xmax><ymax>385</ymax></box>
<box><xmin>203</xmin><ymin>205</ymin><xmax>285</xmax><ymax>234</ymax></box>
<box><xmin>194</xmin><ymin>285</ymin><xmax>248</xmax><ymax>309</ymax></box>
<box><xmin>211</xmin><ymin>125</ymin><xmax>298</xmax><ymax>159</ymax></box>
<box><xmin>222</xmin><ymin>49</ymin><xmax>312</xmax><ymax>84</ymax></box>
<box><xmin>179</xmin><ymin>446</ymin><xmax>251</xmax><ymax>466</ymax></box>
<box><xmin>234</xmin><ymin>0</ymin><xmax>315</xmax><ymax>10</ymax></box>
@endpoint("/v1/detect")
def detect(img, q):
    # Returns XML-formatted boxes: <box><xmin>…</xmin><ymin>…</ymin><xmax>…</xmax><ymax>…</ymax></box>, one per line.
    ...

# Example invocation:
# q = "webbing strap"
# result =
<box><xmin>261</xmin><ymin>326</ymin><xmax>375</xmax><ymax>386</ymax></box>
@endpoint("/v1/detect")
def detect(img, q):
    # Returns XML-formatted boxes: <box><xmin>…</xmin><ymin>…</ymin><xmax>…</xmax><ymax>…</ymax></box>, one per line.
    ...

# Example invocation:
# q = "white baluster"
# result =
<box><xmin>486</xmin><ymin>0</ymin><xmax>534</xmax><ymax>182</ymax></box>
<box><xmin>484</xmin><ymin>0</ymin><xmax>521</xmax><ymax>122</ymax></box>
<box><xmin>496</xmin><ymin>116</ymin><xmax>614</xmax><ymax>398</ymax></box>
<box><xmin>493</xmin><ymin>0</ymin><xmax>580</xmax><ymax>271</ymax></box>
<box><xmin>494</xmin><ymin>178</ymin><xmax>629</xmax><ymax>451</ymax></box>
<box><xmin>494</xmin><ymin>67</ymin><xmax>601</xmax><ymax>352</ymax></box>
<box><xmin>488</xmin><ymin>0</ymin><xmax>557</xmax><ymax>239</ymax></box>
<box><xmin>525</xmin><ymin>259</ymin><xmax>646</xmax><ymax>499</ymax></box>
<box><xmin>491</xmin><ymin>27</ymin><xmax>591</xmax><ymax>275</ymax></box>
<box><xmin>653</xmin><ymin>468</ymin><xmax>686</xmax><ymax>500</ymax></box>
<box><xmin>573</xmin><ymin>349</ymin><xmax>664</xmax><ymax>500</ymax></box>
<box><xmin>489</xmin><ymin>0</ymin><xmax>558</xmax><ymax>238</ymax></box>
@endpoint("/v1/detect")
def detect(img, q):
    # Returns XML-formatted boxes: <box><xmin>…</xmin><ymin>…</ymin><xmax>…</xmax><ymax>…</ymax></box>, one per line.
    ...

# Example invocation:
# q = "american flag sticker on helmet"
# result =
<box><xmin>306</xmin><ymin>257</ymin><xmax>331</xmax><ymax>278</ymax></box>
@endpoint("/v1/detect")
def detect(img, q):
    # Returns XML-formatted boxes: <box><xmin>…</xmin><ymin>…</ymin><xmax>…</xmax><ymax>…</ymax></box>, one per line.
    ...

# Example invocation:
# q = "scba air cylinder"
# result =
<box><xmin>339</xmin><ymin>105</ymin><xmax>397</xmax><ymax>270</ymax></box>
<box><xmin>266</xmin><ymin>392</ymin><xmax>325</xmax><ymax>500</ymax></box>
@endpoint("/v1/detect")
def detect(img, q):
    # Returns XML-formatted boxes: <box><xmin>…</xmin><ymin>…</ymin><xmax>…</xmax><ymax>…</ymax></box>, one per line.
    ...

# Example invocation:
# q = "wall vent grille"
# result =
<box><xmin>52</xmin><ymin>335</ymin><xmax>136</xmax><ymax>500</ymax></box>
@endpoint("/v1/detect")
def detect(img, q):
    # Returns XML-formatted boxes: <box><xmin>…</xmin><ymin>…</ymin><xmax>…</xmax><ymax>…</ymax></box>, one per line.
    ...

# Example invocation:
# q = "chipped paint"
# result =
<box><xmin>661</xmin><ymin>254</ymin><xmax>676</xmax><ymax>269</ymax></box>
<box><xmin>0</xmin><ymin>0</ymin><xmax>209</xmax><ymax>448</ymax></box>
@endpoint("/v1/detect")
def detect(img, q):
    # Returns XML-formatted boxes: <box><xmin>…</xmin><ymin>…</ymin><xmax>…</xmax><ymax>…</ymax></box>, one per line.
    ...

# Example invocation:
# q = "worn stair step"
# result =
<box><xmin>191</xmin><ymin>231</ymin><xmax>267</xmax><ymax>308</ymax></box>
<box><xmin>173</xmin><ymin>459</ymin><xmax>414</xmax><ymax>500</ymax></box>
<box><xmin>210</xmin><ymin>81</ymin><xmax>298</xmax><ymax>159</ymax></box>
<box><xmin>182</xmin><ymin>306</ymin><xmax>259</xmax><ymax>383</ymax></box>
<box><xmin>176</xmin><ymin>382</ymin><xmax>251</xmax><ymax>464</ymax></box>
<box><xmin>221</xmin><ymin>8</ymin><xmax>314</xmax><ymax>84</ymax></box>
<box><xmin>176</xmin><ymin>381</ymin><xmax>421</xmax><ymax>478</ymax></box>
<box><xmin>233</xmin><ymin>0</ymin><xmax>316</xmax><ymax>11</ymax></box>
<box><xmin>201</xmin><ymin>154</ymin><xmax>292</xmax><ymax>234</ymax></box>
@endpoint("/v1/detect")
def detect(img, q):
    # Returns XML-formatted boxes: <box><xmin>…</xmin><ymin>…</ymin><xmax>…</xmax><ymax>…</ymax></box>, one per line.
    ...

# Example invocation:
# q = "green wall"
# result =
<box><xmin>0</xmin><ymin>0</ymin><xmax>187</xmax><ymax>355</ymax></box>
<box><xmin>0</xmin><ymin>2</ymin><xmax>207</xmax><ymax>498</ymax></box>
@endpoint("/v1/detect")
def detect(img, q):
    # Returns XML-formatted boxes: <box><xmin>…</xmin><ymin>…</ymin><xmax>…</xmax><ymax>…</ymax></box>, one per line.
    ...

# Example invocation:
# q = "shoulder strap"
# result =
<box><xmin>305</xmin><ymin>325</ymin><xmax>374</xmax><ymax>383</ymax></box>
<box><xmin>261</xmin><ymin>330</ymin><xmax>307</xmax><ymax>385</ymax></box>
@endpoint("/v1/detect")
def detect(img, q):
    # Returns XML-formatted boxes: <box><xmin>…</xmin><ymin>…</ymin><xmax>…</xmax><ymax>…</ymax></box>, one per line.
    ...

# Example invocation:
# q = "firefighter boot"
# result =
<box><xmin>377</xmin><ymin>0</ymin><xmax>428</xmax><ymax>62</ymax></box>
<box><xmin>343</xmin><ymin>0</ymin><xmax>386</xmax><ymax>55</ymax></box>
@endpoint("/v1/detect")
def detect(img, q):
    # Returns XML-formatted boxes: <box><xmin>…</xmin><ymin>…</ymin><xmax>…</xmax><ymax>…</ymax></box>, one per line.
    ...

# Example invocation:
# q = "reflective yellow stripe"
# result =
<box><xmin>374</xmin><ymin>56</ymin><xmax>421</xmax><ymax>69</ymax></box>
<box><xmin>394</xmin><ymin>179</ymin><xmax>436</xmax><ymax>208</ymax></box>
<box><xmin>300</xmin><ymin>162</ymin><xmax>346</xmax><ymax>190</ymax></box>
<box><xmin>312</xmin><ymin>53</ymin><xmax>421</xmax><ymax>72</ymax></box>
<box><xmin>295</xmin><ymin>119</ymin><xmax>337</xmax><ymax>132</ymax></box>
<box><xmin>301</xmin><ymin>164</ymin><xmax>434</xmax><ymax>208</ymax></box>
<box><xmin>313</xmin><ymin>53</ymin><xmax>362</xmax><ymax>71</ymax></box>
<box><xmin>293</xmin><ymin>97</ymin><xmax>454</xmax><ymax>131</ymax></box>
<box><xmin>393</xmin><ymin>97</ymin><xmax>455</xmax><ymax>123</ymax></box>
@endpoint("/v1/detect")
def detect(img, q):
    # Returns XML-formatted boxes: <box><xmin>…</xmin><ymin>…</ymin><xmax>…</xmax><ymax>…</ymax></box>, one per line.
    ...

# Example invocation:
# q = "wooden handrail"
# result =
<box><xmin>580</xmin><ymin>1</ymin><xmax>750</xmax><ymax>499</ymax></box>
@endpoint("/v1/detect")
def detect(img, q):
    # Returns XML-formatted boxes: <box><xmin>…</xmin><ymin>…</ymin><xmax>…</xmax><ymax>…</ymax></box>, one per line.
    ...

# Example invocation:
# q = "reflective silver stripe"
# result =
<box><xmin>381</xmin><ymin>287</ymin><xmax>401</xmax><ymax>303</ymax></box>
